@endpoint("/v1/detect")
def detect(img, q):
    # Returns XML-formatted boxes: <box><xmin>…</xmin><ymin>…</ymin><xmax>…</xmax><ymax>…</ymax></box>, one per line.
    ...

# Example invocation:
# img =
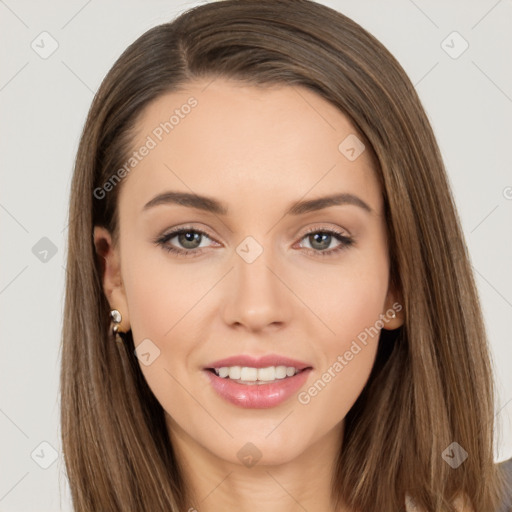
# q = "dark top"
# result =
<box><xmin>498</xmin><ymin>457</ymin><xmax>512</xmax><ymax>512</ymax></box>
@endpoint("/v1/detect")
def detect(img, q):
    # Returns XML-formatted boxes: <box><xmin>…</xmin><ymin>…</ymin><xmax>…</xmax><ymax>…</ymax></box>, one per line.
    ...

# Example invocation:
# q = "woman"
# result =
<box><xmin>60</xmin><ymin>0</ymin><xmax>511</xmax><ymax>510</ymax></box>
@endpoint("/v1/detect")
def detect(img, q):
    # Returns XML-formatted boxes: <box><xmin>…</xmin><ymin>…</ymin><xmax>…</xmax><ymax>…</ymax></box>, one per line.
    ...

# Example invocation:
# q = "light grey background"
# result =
<box><xmin>1</xmin><ymin>0</ymin><xmax>511</xmax><ymax>510</ymax></box>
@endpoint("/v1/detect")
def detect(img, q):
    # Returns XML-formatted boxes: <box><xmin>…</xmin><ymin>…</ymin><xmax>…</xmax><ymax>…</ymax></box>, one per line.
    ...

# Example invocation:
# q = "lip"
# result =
<box><xmin>204</xmin><ymin>367</ymin><xmax>313</xmax><ymax>408</ymax></box>
<box><xmin>204</xmin><ymin>354</ymin><xmax>313</xmax><ymax>371</ymax></box>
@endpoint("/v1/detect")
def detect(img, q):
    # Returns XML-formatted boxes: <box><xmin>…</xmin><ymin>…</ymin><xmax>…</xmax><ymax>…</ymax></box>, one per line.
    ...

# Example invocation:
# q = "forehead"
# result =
<box><xmin>120</xmin><ymin>77</ymin><xmax>381</xmax><ymax>216</ymax></box>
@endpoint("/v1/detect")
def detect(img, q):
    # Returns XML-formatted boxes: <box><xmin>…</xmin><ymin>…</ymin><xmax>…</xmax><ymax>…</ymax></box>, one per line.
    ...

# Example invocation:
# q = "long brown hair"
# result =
<box><xmin>60</xmin><ymin>0</ymin><xmax>506</xmax><ymax>510</ymax></box>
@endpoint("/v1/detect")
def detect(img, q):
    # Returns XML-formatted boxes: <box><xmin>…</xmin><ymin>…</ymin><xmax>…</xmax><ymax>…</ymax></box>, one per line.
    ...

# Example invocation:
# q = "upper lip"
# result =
<box><xmin>205</xmin><ymin>354</ymin><xmax>313</xmax><ymax>371</ymax></box>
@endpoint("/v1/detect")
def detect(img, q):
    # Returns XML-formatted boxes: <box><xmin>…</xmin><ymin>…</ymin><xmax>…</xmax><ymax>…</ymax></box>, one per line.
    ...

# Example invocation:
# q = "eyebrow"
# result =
<box><xmin>142</xmin><ymin>191</ymin><xmax>373</xmax><ymax>216</ymax></box>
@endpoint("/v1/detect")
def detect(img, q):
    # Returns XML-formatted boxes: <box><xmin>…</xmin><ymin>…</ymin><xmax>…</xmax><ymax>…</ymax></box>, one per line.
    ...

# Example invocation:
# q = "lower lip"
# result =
<box><xmin>203</xmin><ymin>368</ymin><xmax>312</xmax><ymax>409</ymax></box>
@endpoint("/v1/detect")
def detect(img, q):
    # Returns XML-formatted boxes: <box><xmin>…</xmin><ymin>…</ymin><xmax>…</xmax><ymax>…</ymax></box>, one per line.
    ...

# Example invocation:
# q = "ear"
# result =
<box><xmin>381</xmin><ymin>281</ymin><xmax>405</xmax><ymax>331</ymax></box>
<box><xmin>93</xmin><ymin>226</ymin><xmax>131</xmax><ymax>333</ymax></box>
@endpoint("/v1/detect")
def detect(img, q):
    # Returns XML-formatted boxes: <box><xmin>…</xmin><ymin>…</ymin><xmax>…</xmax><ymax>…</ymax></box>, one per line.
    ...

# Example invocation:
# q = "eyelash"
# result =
<box><xmin>153</xmin><ymin>225</ymin><xmax>354</xmax><ymax>259</ymax></box>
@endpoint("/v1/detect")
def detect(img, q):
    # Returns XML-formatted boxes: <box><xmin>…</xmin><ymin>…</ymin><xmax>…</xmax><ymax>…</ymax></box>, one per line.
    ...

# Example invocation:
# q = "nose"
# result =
<box><xmin>221</xmin><ymin>243</ymin><xmax>293</xmax><ymax>332</ymax></box>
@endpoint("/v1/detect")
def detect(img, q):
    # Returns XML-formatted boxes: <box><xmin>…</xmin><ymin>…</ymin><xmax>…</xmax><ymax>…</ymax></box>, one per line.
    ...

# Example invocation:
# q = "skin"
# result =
<box><xmin>94</xmin><ymin>78</ymin><xmax>405</xmax><ymax>512</ymax></box>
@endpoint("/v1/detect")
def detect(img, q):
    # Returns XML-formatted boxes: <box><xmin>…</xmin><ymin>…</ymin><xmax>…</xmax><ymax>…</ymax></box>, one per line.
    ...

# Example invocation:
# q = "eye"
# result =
<box><xmin>153</xmin><ymin>225</ymin><xmax>355</xmax><ymax>258</ymax></box>
<box><xmin>153</xmin><ymin>226</ymin><xmax>217</xmax><ymax>258</ymax></box>
<box><xmin>296</xmin><ymin>227</ymin><xmax>354</xmax><ymax>257</ymax></box>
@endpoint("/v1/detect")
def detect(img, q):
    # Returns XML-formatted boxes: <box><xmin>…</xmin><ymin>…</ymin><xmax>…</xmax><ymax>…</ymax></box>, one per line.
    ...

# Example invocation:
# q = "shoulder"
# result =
<box><xmin>496</xmin><ymin>457</ymin><xmax>512</xmax><ymax>512</ymax></box>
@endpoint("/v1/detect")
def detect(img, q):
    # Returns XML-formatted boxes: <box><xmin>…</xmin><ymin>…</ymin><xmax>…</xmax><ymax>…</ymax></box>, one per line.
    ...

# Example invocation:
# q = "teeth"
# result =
<box><xmin>285</xmin><ymin>366</ymin><xmax>296</xmax><ymax>377</ymax></box>
<box><xmin>228</xmin><ymin>366</ymin><xmax>241</xmax><ymax>379</ymax></box>
<box><xmin>275</xmin><ymin>366</ymin><xmax>287</xmax><ymax>379</ymax></box>
<box><xmin>214</xmin><ymin>365</ymin><xmax>300</xmax><ymax>382</ymax></box>
<box><xmin>218</xmin><ymin>367</ymin><xmax>230</xmax><ymax>378</ymax></box>
<box><xmin>240</xmin><ymin>366</ymin><xmax>257</xmax><ymax>381</ymax></box>
<box><xmin>257</xmin><ymin>366</ymin><xmax>276</xmax><ymax>381</ymax></box>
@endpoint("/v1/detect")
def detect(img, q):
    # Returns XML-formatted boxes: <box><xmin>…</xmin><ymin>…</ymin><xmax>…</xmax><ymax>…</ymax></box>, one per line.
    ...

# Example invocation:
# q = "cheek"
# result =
<box><xmin>303</xmin><ymin>252</ymin><xmax>389</xmax><ymax>341</ymax></box>
<box><xmin>121</xmin><ymin>253</ymin><xmax>196</xmax><ymax>415</ymax></box>
<box><xmin>298</xmin><ymin>256</ymin><xmax>389</xmax><ymax>413</ymax></box>
<box><xmin>297</xmin><ymin>289</ymin><xmax>385</xmax><ymax>419</ymax></box>
<box><xmin>121</xmin><ymin>240</ymin><xmax>198</xmax><ymax>339</ymax></box>
<box><xmin>298</xmin><ymin>340</ymin><xmax>378</xmax><ymax>424</ymax></box>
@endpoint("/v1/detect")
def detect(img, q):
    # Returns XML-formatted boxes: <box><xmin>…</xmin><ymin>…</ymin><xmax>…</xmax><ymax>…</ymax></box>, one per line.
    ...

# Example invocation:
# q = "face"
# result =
<box><xmin>94</xmin><ymin>78</ymin><xmax>403</xmax><ymax>468</ymax></box>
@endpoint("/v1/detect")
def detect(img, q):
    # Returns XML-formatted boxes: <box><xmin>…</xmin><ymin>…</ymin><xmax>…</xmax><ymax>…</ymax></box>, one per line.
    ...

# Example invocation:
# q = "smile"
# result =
<box><xmin>204</xmin><ymin>367</ymin><xmax>313</xmax><ymax>408</ymax></box>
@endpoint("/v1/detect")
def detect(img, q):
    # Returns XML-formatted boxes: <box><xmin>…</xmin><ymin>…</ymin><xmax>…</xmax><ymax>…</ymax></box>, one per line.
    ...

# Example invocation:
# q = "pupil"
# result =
<box><xmin>311</xmin><ymin>233</ymin><xmax>330</xmax><ymax>250</ymax></box>
<box><xmin>180</xmin><ymin>231</ymin><xmax>201</xmax><ymax>248</ymax></box>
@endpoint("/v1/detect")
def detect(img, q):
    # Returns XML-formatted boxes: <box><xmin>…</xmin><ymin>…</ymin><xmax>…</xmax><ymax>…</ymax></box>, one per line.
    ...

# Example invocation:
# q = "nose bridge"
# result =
<box><xmin>224</xmin><ymin>234</ymin><xmax>291</xmax><ymax>329</ymax></box>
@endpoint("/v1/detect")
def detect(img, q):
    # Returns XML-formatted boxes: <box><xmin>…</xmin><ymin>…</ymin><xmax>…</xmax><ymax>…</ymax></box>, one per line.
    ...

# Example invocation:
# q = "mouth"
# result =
<box><xmin>203</xmin><ymin>366</ymin><xmax>313</xmax><ymax>408</ymax></box>
<box><xmin>204</xmin><ymin>366</ymin><xmax>312</xmax><ymax>384</ymax></box>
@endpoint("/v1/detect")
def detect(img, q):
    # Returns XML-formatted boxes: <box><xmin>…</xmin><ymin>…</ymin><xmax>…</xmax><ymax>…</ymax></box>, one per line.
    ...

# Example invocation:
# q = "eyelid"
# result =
<box><xmin>298</xmin><ymin>223</ymin><xmax>351</xmax><ymax>237</ymax></box>
<box><xmin>154</xmin><ymin>223</ymin><xmax>354</xmax><ymax>257</ymax></box>
<box><xmin>155</xmin><ymin>223</ymin><xmax>350</xmax><ymax>245</ymax></box>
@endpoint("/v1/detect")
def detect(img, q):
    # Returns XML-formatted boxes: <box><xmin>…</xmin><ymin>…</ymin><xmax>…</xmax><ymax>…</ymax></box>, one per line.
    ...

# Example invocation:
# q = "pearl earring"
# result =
<box><xmin>110</xmin><ymin>309</ymin><xmax>123</xmax><ymax>343</ymax></box>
